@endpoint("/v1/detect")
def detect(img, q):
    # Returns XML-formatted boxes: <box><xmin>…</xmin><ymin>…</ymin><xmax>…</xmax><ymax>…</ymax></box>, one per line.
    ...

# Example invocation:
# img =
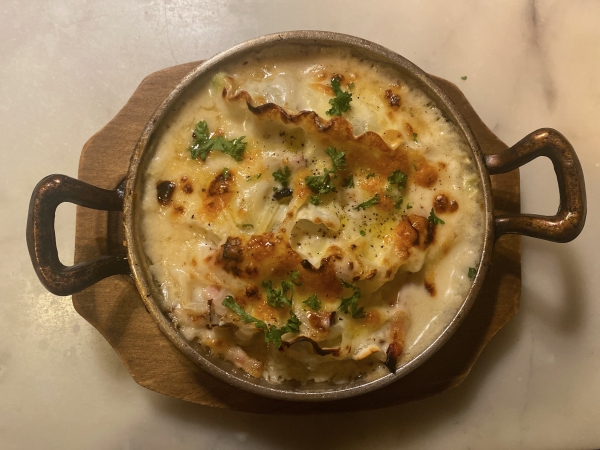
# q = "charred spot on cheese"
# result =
<box><xmin>408</xmin><ymin>214</ymin><xmax>434</xmax><ymax>248</ymax></box>
<box><xmin>156</xmin><ymin>181</ymin><xmax>175</xmax><ymax>205</ymax></box>
<box><xmin>307</xmin><ymin>310</ymin><xmax>336</xmax><ymax>332</ymax></box>
<box><xmin>140</xmin><ymin>44</ymin><xmax>485</xmax><ymax>385</ymax></box>
<box><xmin>434</xmin><ymin>194</ymin><xmax>459</xmax><ymax>213</ymax></box>
<box><xmin>273</xmin><ymin>187</ymin><xmax>293</xmax><ymax>200</ymax></box>
<box><xmin>424</xmin><ymin>279</ymin><xmax>436</xmax><ymax>297</ymax></box>
<box><xmin>208</xmin><ymin>171</ymin><xmax>233</xmax><ymax>196</ymax></box>
<box><xmin>384</xmin><ymin>89</ymin><xmax>401</xmax><ymax>108</ymax></box>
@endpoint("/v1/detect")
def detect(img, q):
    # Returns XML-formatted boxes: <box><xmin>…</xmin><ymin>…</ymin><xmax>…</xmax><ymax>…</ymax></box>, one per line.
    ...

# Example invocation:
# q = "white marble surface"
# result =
<box><xmin>2</xmin><ymin>0</ymin><xmax>599</xmax><ymax>448</ymax></box>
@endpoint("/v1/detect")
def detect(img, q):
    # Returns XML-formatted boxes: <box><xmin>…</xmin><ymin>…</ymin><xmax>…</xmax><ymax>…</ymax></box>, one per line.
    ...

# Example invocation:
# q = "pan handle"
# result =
<box><xmin>485</xmin><ymin>128</ymin><xmax>586</xmax><ymax>242</ymax></box>
<box><xmin>26</xmin><ymin>174</ymin><xmax>130</xmax><ymax>296</ymax></box>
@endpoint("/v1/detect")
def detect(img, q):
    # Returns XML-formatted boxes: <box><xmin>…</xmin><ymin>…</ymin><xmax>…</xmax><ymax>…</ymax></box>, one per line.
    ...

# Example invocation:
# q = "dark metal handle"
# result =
<box><xmin>26</xmin><ymin>174</ymin><xmax>130</xmax><ymax>295</ymax></box>
<box><xmin>485</xmin><ymin>128</ymin><xmax>586</xmax><ymax>242</ymax></box>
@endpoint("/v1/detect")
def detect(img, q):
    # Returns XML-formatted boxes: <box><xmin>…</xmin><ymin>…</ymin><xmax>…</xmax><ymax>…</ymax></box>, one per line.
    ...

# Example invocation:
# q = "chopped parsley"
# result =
<box><xmin>189</xmin><ymin>120</ymin><xmax>247</xmax><ymax>161</ymax></box>
<box><xmin>326</xmin><ymin>146</ymin><xmax>347</xmax><ymax>171</ymax></box>
<box><xmin>338</xmin><ymin>280</ymin><xmax>365</xmax><ymax>319</ymax></box>
<box><xmin>246</xmin><ymin>173</ymin><xmax>261</xmax><ymax>181</ymax></box>
<box><xmin>273</xmin><ymin>165</ymin><xmax>291</xmax><ymax>187</ymax></box>
<box><xmin>262</xmin><ymin>279</ymin><xmax>293</xmax><ymax>308</ymax></box>
<box><xmin>222</xmin><ymin>296</ymin><xmax>299</xmax><ymax>348</ymax></box>
<box><xmin>413</xmin><ymin>164</ymin><xmax>418</xmax><ymax>171</ymax></box>
<box><xmin>221</xmin><ymin>167</ymin><xmax>230</xmax><ymax>179</ymax></box>
<box><xmin>241</xmin><ymin>223</ymin><xmax>254</xmax><ymax>229</ymax></box>
<box><xmin>428</xmin><ymin>208</ymin><xmax>445</xmax><ymax>225</ymax></box>
<box><xmin>406</xmin><ymin>203</ymin><xmax>413</xmax><ymax>209</ymax></box>
<box><xmin>326</xmin><ymin>77</ymin><xmax>353</xmax><ymax>116</ymax></box>
<box><xmin>261</xmin><ymin>271</ymin><xmax>304</xmax><ymax>308</ymax></box>
<box><xmin>468</xmin><ymin>267</ymin><xmax>477</xmax><ymax>278</ymax></box>
<box><xmin>413</xmin><ymin>133</ymin><xmax>418</xmax><ymax>143</ymax></box>
<box><xmin>305</xmin><ymin>170</ymin><xmax>336</xmax><ymax>195</ymax></box>
<box><xmin>461</xmin><ymin>76</ymin><xmax>467</xmax><ymax>81</ymax></box>
<box><xmin>394</xmin><ymin>197</ymin><xmax>404</xmax><ymax>209</ymax></box>
<box><xmin>360</xmin><ymin>230</ymin><xmax>366</xmax><ymax>236</ymax></box>
<box><xmin>388</xmin><ymin>169</ymin><xmax>408</xmax><ymax>189</ymax></box>
<box><xmin>366</xmin><ymin>173</ymin><xmax>376</xmax><ymax>179</ymax></box>
<box><xmin>354</xmin><ymin>194</ymin><xmax>380</xmax><ymax>210</ymax></box>
<box><xmin>303</xmin><ymin>294</ymin><xmax>321</xmax><ymax>311</ymax></box>
<box><xmin>305</xmin><ymin>146</ymin><xmax>348</xmax><ymax>204</ymax></box>
<box><xmin>342</xmin><ymin>174</ymin><xmax>354</xmax><ymax>188</ymax></box>
<box><xmin>289</xmin><ymin>270</ymin><xmax>303</xmax><ymax>286</ymax></box>
<box><xmin>222</xmin><ymin>295</ymin><xmax>258</xmax><ymax>324</ymax></box>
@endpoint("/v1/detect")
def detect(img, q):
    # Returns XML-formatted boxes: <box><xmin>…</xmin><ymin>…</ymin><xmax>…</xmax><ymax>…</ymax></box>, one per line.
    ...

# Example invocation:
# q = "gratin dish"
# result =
<box><xmin>27</xmin><ymin>31</ymin><xmax>586</xmax><ymax>401</ymax></box>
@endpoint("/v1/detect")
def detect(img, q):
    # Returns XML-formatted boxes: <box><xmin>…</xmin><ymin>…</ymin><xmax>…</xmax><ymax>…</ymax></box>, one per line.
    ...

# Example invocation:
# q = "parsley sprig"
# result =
<box><xmin>342</xmin><ymin>174</ymin><xmax>354</xmax><ymax>188</ymax></box>
<box><xmin>261</xmin><ymin>271</ymin><xmax>303</xmax><ymax>309</ymax></box>
<box><xmin>189</xmin><ymin>120</ymin><xmax>247</xmax><ymax>161</ymax></box>
<box><xmin>305</xmin><ymin>169</ymin><xmax>336</xmax><ymax>195</ymax></box>
<box><xmin>338</xmin><ymin>280</ymin><xmax>365</xmax><ymax>319</ymax></box>
<box><xmin>388</xmin><ymin>170</ymin><xmax>407</xmax><ymax>189</ymax></box>
<box><xmin>273</xmin><ymin>166</ymin><xmax>291</xmax><ymax>187</ymax></box>
<box><xmin>387</xmin><ymin>169</ymin><xmax>408</xmax><ymax>210</ymax></box>
<box><xmin>303</xmin><ymin>294</ymin><xmax>321</xmax><ymax>311</ymax></box>
<box><xmin>305</xmin><ymin>146</ymin><xmax>346</xmax><ymax>201</ymax></box>
<box><xmin>354</xmin><ymin>194</ymin><xmax>380</xmax><ymax>211</ymax></box>
<box><xmin>222</xmin><ymin>296</ymin><xmax>299</xmax><ymax>348</ymax></box>
<box><xmin>325</xmin><ymin>146</ymin><xmax>347</xmax><ymax>171</ymax></box>
<box><xmin>326</xmin><ymin>77</ymin><xmax>353</xmax><ymax>116</ymax></box>
<box><xmin>428</xmin><ymin>208</ymin><xmax>445</xmax><ymax>225</ymax></box>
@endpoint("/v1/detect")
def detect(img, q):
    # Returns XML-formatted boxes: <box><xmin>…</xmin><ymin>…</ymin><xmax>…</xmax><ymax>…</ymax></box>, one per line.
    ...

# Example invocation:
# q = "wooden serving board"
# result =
<box><xmin>73</xmin><ymin>62</ymin><xmax>521</xmax><ymax>414</ymax></box>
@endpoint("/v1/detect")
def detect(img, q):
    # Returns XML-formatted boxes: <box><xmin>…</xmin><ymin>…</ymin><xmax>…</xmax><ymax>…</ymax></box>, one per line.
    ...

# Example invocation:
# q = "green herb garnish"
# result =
<box><xmin>326</xmin><ymin>146</ymin><xmax>347</xmax><ymax>171</ymax></box>
<box><xmin>354</xmin><ymin>194</ymin><xmax>380</xmax><ymax>211</ymax></box>
<box><xmin>468</xmin><ymin>267</ymin><xmax>477</xmax><ymax>278</ymax></box>
<box><xmin>241</xmin><ymin>223</ymin><xmax>254</xmax><ymax>229</ymax></box>
<box><xmin>246</xmin><ymin>173</ymin><xmax>261</xmax><ymax>181</ymax></box>
<box><xmin>273</xmin><ymin>165</ymin><xmax>291</xmax><ymax>187</ymax></box>
<box><xmin>428</xmin><ymin>208</ymin><xmax>445</xmax><ymax>225</ymax></box>
<box><xmin>310</xmin><ymin>195</ymin><xmax>322</xmax><ymax>206</ymax></box>
<box><xmin>289</xmin><ymin>270</ymin><xmax>303</xmax><ymax>286</ymax></box>
<box><xmin>360</xmin><ymin>230</ymin><xmax>366</xmax><ymax>236</ymax></box>
<box><xmin>394</xmin><ymin>197</ymin><xmax>404</xmax><ymax>209</ymax></box>
<box><xmin>189</xmin><ymin>120</ymin><xmax>247</xmax><ymax>161</ymax></box>
<box><xmin>342</xmin><ymin>174</ymin><xmax>354</xmax><ymax>188</ymax></box>
<box><xmin>387</xmin><ymin>169</ymin><xmax>407</xmax><ymax>189</ymax></box>
<box><xmin>262</xmin><ymin>279</ymin><xmax>292</xmax><ymax>309</ymax></box>
<box><xmin>222</xmin><ymin>296</ymin><xmax>299</xmax><ymax>348</ymax></box>
<box><xmin>305</xmin><ymin>170</ymin><xmax>336</xmax><ymax>195</ymax></box>
<box><xmin>222</xmin><ymin>295</ymin><xmax>259</xmax><ymax>324</ymax></box>
<box><xmin>461</xmin><ymin>76</ymin><xmax>467</xmax><ymax>81</ymax></box>
<box><xmin>366</xmin><ymin>173</ymin><xmax>375</xmax><ymax>179</ymax></box>
<box><xmin>221</xmin><ymin>167</ymin><xmax>230</xmax><ymax>179</ymax></box>
<box><xmin>338</xmin><ymin>280</ymin><xmax>365</xmax><ymax>319</ymax></box>
<box><xmin>326</xmin><ymin>77</ymin><xmax>353</xmax><ymax>116</ymax></box>
<box><xmin>413</xmin><ymin>133</ymin><xmax>418</xmax><ymax>143</ymax></box>
<box><xmin>406</xmin><ymin>203</ymin><xmax>413</xmax><ymax>209</ymax></box>
<box><xmin>303</xmin><ymin>294</ymin><xmax>321</xmax><ymax>311</ymax></box>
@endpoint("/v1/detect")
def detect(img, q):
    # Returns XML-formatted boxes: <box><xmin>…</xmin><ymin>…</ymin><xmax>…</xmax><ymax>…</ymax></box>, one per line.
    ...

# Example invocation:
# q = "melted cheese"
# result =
<box><xmin>139</xmin><ymin>44</ymin><xmax>485</xmax><ymax>383</ymax></box>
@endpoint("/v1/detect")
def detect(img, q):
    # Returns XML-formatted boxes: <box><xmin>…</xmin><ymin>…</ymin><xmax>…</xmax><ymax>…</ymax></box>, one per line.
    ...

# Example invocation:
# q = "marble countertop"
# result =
<box><xmin>2</xmin><ymin>1</ymin><xmax>599</xmax><ymax>448</ymax></box>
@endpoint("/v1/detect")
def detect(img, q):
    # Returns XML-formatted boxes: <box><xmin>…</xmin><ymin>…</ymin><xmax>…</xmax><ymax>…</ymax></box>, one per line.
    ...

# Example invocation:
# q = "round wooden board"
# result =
<box><xmin>72</xmin><ymin>62</ymin><xmax>521</xmax><ymax>414</ymax></box>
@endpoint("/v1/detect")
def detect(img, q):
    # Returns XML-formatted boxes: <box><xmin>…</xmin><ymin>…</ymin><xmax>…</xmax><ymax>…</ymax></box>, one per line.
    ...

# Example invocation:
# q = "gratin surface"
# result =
<box><xmin>140</xmin><ymin>45</ymin><xmax>485</xmax><ymax>383</ymax></box>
